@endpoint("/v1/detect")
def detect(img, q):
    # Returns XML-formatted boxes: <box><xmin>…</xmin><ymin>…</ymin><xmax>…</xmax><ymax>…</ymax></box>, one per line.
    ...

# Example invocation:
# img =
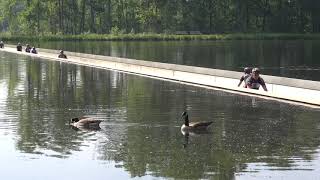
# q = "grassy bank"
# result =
<box><xmin>1</xmin><ymin>33</ymin><xmax>320</xmax><ymax>41</ymax></box>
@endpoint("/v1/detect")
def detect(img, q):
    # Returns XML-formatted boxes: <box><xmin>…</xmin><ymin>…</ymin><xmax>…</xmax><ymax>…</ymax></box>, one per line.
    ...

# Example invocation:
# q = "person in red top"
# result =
<box><xmin>246</xmin><ymin>68</ymin><xmax>268</xmax><ymax>91</ymax></box>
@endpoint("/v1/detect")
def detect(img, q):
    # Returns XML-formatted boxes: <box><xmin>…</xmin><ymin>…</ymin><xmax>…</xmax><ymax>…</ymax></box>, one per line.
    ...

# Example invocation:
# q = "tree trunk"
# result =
<box><xmin>261</xmin><ymin>0</ymin><xmax>270</xmax><ymax>32</ymax></box>
<box><xmin>107</xmin><ymin>0</ymin><xmax>112</xmax><ymax>33</ymax></box>
<box><xmin>312</xmin><ymin>8</ymin><xmax>320</xmax><ymax>33</ymax></box>
<box><xmin>61</xmin><ymin>0</ymin><xmax>65</xmax><ymax>33</ymax></box>
<box><xmin>208</xmin><ymin>0</ymin><xmax>214</xmax><ymax>33</ymax></box>
<box><xmin>245</xmin><ymin>1</ymin><xmax>249</xmax><ymax>32</ymax></box>
<box><xmin>299</xmin><ymin>7</ymin><xmax>304</xmax><ymax>33</ymax></box>
<box><xmin>71</xmin><ymin>0</ymin><xmax>78</xmax><ymax>34</ymax></box>
<box><xmin>79</xmin><ymin>0</ymin><xmax>86</xmax><ymax>33</ymax></box>
<box><xmin>58</xmin><ymin>0</ymin><xmax>62</xmax><ymax>31</ymax></box>
<box><xmin>37</xmin><ymin>0</ymin><xmax>40</xmax><ymax>34</ymax></box>
<box><xmin>90</xmin><ymin>0</ymin><xmax>96</xmax><ymax>33</ymax></box>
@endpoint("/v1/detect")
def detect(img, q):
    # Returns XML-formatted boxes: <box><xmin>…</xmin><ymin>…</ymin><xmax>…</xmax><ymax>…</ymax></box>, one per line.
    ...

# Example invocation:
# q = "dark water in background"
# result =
<box><xmin>10</xmin><ymin>40</ymin><xmax>320</xmax><ymax>81</ymax></box>
<box><xmin>1</xmin><ymin>52</ymin><xmax>320</xmax><ymax>179</ymax></box>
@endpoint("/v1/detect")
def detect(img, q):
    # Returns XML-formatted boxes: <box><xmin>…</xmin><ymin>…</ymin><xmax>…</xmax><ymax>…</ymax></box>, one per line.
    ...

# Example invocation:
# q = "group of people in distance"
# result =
<box><xmin>14</xmin><ymin>42</ymin><xmax>67</xmax><ymax>59</ymax></box>
<box><xmin>0</xmin><ymin>41</ymin><xmax>267</xmax><ymax>91</ymax></box>
<box><xmin>238</xmin><ymin>67</ymin><xmax>268</xmax><ymax>91</ymax></box>
<box><xmin>17</xmin><ymin>42</ymin><xmax>37</xmax><ymax>54</ymax></box>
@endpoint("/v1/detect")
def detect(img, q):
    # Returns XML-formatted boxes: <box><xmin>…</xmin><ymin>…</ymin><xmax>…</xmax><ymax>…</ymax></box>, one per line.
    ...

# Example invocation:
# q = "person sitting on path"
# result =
<box><xmin>238</xmin><ymin>67</ymin><xmax>252</xmax><ymax>87</ymax></box>
<box><xmin>17</xmin><ymin>43</ymin><xmax>22</xmax><ymax>51</ymax></box>
<box><xmin>58</xmin><ymin>50</ymin><xmax>67</xmax><ymax>59</ymax></box>
<box><xmin>0</xmin><ymin>41</ymin><xmax>4</xmax><ymax>48</ymax></box>
<box><xmin>246</xmin><ymin>68</ymin><xmax>268</xmax><ymax>91</ymax></box>
<box><xmin>31</xmin><ymin>47</ymin><xmax>37</xmax><ymax>54</ymax></box>
<box><xmin>25</xmin><ymin>44</ymin><xmax>31</xmax><ymax>53</ymax></box>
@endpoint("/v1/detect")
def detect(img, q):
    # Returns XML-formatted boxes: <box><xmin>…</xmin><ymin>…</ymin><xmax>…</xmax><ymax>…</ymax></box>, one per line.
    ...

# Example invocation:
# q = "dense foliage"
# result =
<box><xmin>0</xmin><ymin>0</ymin><xmax>320</xmax><ymax>35</ymax></box>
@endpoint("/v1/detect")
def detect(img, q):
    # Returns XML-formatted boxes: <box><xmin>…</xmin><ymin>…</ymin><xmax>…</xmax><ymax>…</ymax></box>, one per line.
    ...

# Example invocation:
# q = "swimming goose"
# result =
<box><xmin>70</xmin><ymin>117</ymin><xmax>102</xmax><ymax>129</ymax></box>
<box><xmin>180</xmin><ymin>111</ymin><xmax>213</xmax><ymax>132</ymax></box>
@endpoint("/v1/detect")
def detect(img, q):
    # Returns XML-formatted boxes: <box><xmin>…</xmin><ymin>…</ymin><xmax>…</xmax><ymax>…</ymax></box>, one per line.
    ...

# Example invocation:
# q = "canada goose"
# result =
<box><xmin>70</xmin><ymin>117</ymin><xmax>102</xmax><ymax>129</ymax></box>
<box><xmin>180</xmin><ymin>111</ymin><xmax>213</xmax><ymax>132</ymax></box>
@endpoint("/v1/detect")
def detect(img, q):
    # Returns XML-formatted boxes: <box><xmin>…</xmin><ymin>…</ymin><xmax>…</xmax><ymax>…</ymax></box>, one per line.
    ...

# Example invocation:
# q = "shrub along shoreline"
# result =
<box><xmin>1</xmin><ymin>33</ymin><xmax>320</xmax><ymax>41</ymax></box>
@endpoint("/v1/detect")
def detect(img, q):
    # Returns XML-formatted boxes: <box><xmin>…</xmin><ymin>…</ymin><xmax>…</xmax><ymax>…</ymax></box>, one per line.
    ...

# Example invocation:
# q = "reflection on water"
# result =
<box><xmin>10</xmin><ymin>40</ymin><xmax>320</xmax><ymax>81</ymax></box>
<box><xmin>0</xmin><ymin>52</ymin><xmax>320</xmax><ymax>179</ymax></box>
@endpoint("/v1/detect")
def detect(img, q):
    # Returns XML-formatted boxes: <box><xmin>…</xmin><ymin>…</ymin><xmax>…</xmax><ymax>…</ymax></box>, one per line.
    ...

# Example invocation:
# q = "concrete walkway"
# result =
<box><xmin>1</xmin><ymin>45</ymin><xmax>320</xmax><ymax>107</ymax></box>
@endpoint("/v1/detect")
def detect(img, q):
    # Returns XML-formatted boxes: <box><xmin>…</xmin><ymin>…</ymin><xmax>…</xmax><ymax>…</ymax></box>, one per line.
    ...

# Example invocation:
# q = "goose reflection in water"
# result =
<box><xmin>182</xmin><ymin>129</ymin><xmax>212</xmax><ymax>148</ymax></box>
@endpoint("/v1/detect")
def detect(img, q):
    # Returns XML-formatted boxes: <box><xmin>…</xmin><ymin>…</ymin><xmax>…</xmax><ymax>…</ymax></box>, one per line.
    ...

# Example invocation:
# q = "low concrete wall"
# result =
<box><xmin>1</xmin><ymin>45</ymin><xmax>320</xmax><ymax>106</ymax></box>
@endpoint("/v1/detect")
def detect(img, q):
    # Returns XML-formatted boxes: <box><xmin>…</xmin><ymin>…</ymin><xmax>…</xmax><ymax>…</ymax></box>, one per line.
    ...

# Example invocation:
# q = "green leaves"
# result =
<box><xmin>0</xmin><ymin>0</ymin><xmax>320</xmax><ymax>35</ymax></box>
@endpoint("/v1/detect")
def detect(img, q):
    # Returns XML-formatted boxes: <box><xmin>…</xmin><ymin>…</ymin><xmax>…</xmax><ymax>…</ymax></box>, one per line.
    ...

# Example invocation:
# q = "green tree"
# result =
<box><xmin>1</xmin><ymin>0</ymin><xmax>320</xmax><ymax>34</ymax></box>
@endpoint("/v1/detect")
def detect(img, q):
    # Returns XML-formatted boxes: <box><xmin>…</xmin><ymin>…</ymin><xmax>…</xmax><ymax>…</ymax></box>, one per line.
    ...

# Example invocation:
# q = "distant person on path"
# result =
<box><xmin>0</xmin><ymin>41</ymin><xmax>4</xmax><ymax>48</ymax></box>
<box><xmin>25</xmin><ymin>44</ymin><xmax>31</xmax><ymax>53</ymax></box>
<box><xmin>238</xmin><ymin>67</ymin><xmax>252</xmax><ymax>87</ymax></box>
<box><xmin>17</xmin><ymin>43</ymin><xmax>22</xmax><ymax>51</ymax></box>
<box><xmin>246</xmin><ymin>68</ymin><xmax>268</xmax><ymax>91</ymax></box>
<box><xmin>31</xmin><ymin>47</ymin><xmax>37</xmax><ymax>54</ymax></box>
<box><xmin>58</xmin><ymin>50</ymin><xmax>67</xmax><ymax>59</ymax></box>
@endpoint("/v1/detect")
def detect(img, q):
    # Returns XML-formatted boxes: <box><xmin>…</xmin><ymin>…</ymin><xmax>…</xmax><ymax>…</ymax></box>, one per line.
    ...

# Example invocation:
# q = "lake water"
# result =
<box><xmin>12</xmin><ymin>40</ymin><xmax>320</xmax><ymax>81</ymax></box>
<box><xmin>0</xmin><ymin>51</ymin><xmax>320</xmax><ymax>179</ymax></box>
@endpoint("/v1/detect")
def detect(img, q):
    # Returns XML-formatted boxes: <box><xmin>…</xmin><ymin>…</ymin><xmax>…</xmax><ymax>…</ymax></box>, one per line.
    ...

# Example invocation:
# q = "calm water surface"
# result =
<box><xmin>11</xmin><ymin>40</ymin><xmax>320</xmax><ymax>81</ymax></box>
<box><xmin>0</xmin><ymin>52</ymin><xmax>320</xmax><ymax>180</ymax></box>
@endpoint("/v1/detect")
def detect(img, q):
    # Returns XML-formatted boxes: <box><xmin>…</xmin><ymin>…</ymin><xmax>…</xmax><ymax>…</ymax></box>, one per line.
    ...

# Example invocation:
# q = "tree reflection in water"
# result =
<box><xmin>0</xmin><ymin>53</ymin><xmax>320</xmax><ymax>179</ymax></box>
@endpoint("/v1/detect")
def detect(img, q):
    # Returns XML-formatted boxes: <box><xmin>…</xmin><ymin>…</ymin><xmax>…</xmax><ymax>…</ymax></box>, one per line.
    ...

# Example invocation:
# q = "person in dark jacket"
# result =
<box><xmin>246</xmin><ymin>68</ymin><xmax>268</xmax><ymax>91</ymax></box>
<box><xmin>58</xmin><ymin>50</ymin><xmax>67</xmax><ymax>59</ymax></box>
<box><xmin>25</xmin><ymin>44</ymin><xmax>31</xmax><ymax>53</ymax></box>
<box><xmin>31</xmin><ymin>47</ymin><xmax>37</xmax><ymax>54</ymax></box>
<box><xmin>17</xmin><ymin>43</ymin><xmax>22</xmax><ymax>51</ymax></box>
<box><xmin>0</xmin><ymin>41</ymin><xmax>4</xmax><ymax>48</ymax></box>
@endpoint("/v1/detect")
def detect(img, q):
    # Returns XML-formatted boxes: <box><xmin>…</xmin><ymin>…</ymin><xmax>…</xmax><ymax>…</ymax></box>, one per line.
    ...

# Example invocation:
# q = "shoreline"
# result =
<box><xmin>1</xmin><ymin>33</ymin><xmax>320</xmax><ymax>41</ymax></box>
